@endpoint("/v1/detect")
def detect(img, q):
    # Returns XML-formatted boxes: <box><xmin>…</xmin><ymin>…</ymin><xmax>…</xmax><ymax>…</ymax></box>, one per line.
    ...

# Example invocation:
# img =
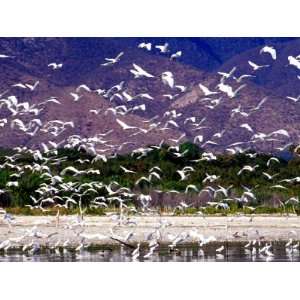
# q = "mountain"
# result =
<box><xmin>0</xmin><ymin>37</ymin><xmax>299</xmax><ymax>154</ymax></box>
<box><xmin>168</xmin><ymin>39</ymin><xmax>300</xmax><ymax>153</ymax></box>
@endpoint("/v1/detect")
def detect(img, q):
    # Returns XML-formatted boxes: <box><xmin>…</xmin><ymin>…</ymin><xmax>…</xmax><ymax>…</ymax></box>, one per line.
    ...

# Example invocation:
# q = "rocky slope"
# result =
<box><xmin>0</xmin><ymin>37</ymin><xmax>299</xmax><ymax>154</ymax></box>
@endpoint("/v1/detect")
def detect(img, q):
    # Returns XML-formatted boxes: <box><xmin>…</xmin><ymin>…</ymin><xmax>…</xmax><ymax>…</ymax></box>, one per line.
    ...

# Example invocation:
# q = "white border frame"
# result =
<box><xmin>0</xmin><ymin>1</ymin><xmax>299</xmax><ymax>299</ymax></box>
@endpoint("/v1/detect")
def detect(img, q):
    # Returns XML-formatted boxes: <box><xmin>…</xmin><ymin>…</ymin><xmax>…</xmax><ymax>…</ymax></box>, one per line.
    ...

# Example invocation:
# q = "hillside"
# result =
<box><xmin>0</xmin><ymin>37</ymin><xmax>299</xmax><ymax>155</ymax></box>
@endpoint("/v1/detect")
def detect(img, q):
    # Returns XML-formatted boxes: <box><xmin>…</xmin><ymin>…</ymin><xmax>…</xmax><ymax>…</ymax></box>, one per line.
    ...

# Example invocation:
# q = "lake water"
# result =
<box><xmin>0</xmin><ymin>242</ymin><xmax>299</xmax><ymax>262</ymax></box>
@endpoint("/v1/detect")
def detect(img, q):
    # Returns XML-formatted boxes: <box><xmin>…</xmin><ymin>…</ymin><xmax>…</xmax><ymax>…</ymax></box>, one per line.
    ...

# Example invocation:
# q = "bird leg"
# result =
<box><xmin>118</xmin><ymin>201</ymin><xmax>124</xmax><ymax>226</ymax></box>
<box><xmin>55</xmin><ymin>208</ymin><xmax>60</xmax><ymax>228</ymax></box>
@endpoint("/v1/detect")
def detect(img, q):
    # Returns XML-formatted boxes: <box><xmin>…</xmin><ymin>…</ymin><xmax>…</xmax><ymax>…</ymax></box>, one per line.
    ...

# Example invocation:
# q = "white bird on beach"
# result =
<box><xmin>143</xmin><ymin>244</ymin><xmax>158</xmax><ymax>259</ymax></box>
<box><xmin>265</xmin><ymin>249</ymin><xmax>274</xmax><ymax>257</ymax></box>
<box><xmin>79</xmin><ymin>233</ymin><xmax>107</xmax><ymax>240</ymax></box>
<box><xmin>244</xmin><ymin>241</ymin><xmax>252</xmax><ymax>248</ymax></box>
<box><xmin>75</xmin><ymin>240</ymin><xmax>84</xmax><ymax>252</ymax></box>
<box><xmin>0</xmin><ymin>239</ymin><xmax>11</xmax><ymax>251</ymax></box>
<box><xmin>216</xmin><ymin>245</ymin><xmax>225</xmax><ymax>253</ymax></box>
<box><xmin>285</xmin><ymin>238</ymin><xmax>293</xmax><ymax>248</ymax></box>
<box><xmin>132</xmin><ymin>243</ymin><xmax>140</xmax><ymax>260</ymax></box>
<box><xmin>175</xmin><ymin>201</ymin><xmax>191</xmax><ymax>211</ymax></box>
<box><xmin>199</xmin><ymin>235</ymin><xmax>217</xmax><ymax>246</ymax></box>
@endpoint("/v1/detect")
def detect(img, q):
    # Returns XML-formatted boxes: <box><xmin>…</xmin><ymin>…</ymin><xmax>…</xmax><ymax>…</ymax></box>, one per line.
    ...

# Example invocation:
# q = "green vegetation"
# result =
<box><xmin>0</xmin><ymin>143</ymin><xmax>299</xmax><ymax>214</ymax></box>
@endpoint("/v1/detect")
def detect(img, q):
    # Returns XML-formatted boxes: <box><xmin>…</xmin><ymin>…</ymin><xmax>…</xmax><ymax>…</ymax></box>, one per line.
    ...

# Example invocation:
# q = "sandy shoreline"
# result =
<box><xmin>1</xmin><ymin>215</ymin><xmax>300</xmax><ymax>247</ymax></box>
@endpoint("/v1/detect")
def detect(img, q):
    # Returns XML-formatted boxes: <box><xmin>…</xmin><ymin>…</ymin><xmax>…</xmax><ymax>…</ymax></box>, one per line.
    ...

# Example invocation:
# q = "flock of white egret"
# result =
<box><xmin>0</xmin><ymin>39</ymin><xmax>300</xmax><ymax>261</ymax></box>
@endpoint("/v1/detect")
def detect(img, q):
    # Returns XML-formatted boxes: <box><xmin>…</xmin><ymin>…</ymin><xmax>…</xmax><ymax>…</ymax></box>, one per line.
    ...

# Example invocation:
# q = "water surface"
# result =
<box><xmin>0</xmin><ymin>242</ymin><xmax>299</xmax><ymax>262</ymax></box>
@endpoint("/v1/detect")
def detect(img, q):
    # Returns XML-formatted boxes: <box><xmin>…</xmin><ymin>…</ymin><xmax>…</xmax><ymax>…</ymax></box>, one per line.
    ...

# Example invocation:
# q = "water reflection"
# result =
<box><xmin>0</xmin><ymin>242</ymin><xmax>299</xmax><ymax>262</ymax></box>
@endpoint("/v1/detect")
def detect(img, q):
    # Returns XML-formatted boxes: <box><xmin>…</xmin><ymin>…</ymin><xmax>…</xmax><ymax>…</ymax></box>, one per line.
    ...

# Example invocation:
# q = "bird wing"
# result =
<box><xmin>115</xmin><ymin>52</ymin><xmax>124</xmax><ymax>60</ymax></box>
<box><xmin>199</xmin><ymin>84</ymin><xmax>210</xmax><ymax>95</ymax></box>
<box><xmin>132</xmin><ymin>64</ymin><xmax>154</xmax><ymax>77</ymax></box>
<box><xmin>233</xmin><ymin>84</ymin><xmax>247</xmax><ymax>95</ymax></box>
<box><xmin>248</xmin><ymin>60</ymin><xmax>257</xmax><ymax>69</ymax></box>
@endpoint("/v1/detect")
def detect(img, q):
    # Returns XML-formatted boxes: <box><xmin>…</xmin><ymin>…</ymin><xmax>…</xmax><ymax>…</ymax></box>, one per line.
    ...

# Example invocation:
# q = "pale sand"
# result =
<box><xmin>1</xmin><ymin>215</ymin><xmax>299</xmax><ymax>247</ymax></box>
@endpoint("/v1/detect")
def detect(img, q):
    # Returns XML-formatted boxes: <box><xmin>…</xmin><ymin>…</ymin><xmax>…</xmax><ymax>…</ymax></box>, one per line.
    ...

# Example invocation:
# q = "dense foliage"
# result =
<box><xmin>0</xmin><ymin>143</ymin><xmax>299</xmax><ymax>212</ymax></box>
